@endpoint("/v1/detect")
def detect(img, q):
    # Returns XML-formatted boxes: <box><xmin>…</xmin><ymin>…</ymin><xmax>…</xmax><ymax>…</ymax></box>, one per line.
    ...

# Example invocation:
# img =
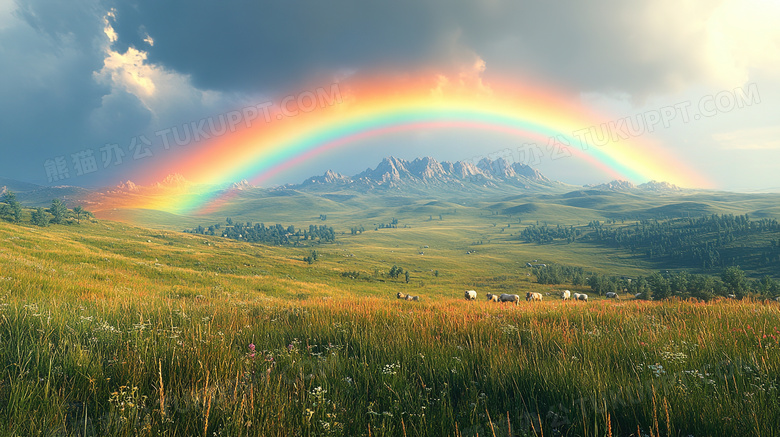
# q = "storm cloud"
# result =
<box><xmin>0</xmin><ymin>0</ymin><xmax>778</xmax><ymax>188</ymax></box>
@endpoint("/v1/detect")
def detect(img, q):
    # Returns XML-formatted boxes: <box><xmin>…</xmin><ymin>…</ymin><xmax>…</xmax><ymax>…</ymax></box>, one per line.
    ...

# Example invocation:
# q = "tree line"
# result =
<box><xmin>533</xmin><ymin>264</ymin><xmax>587</xmax><ymax>285</ymax></box>
<box><xmin>586</xmin><ymin>214</ymin><xmax>780</xmax><ymax>270</ymax></box>
<box><xmin>185</xmin><ymin>218</ymin><xmax>335</xmax><ymax>246</ymax></box>
<box><xmin>533</xmin><ymin>263</ymin><xmax>780</xmax><ymax>302</ymax></box>
<box><xmin>1</xmin><ymin>191</ymin><xmax>90</xmax><ymax>226</ymax></box>
<box><xmin>519</xmin><ymin>224</ymin><xmax>581</xmax><ymax>244</ymax></box>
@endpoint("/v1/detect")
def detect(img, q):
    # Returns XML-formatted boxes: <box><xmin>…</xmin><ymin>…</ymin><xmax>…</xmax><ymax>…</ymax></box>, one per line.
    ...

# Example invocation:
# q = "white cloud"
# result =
<box><xmin>703</xmin><ymin>0</ymin><xmax>780</xmax><ymax>89</ymax></box>
<box><xmin>91</xmin><ymin>11</ymin><xmax>228</xmax><ymax>129</ymax></box>
<box><xmin>0</xmin><ymin>0</ymin><xmax>16</xmax><ymax>30</ymax></box>
<box><xmin>713</xmin><ymin>126</ymin><xmax>780</xmax><ymax>150</ymax></box>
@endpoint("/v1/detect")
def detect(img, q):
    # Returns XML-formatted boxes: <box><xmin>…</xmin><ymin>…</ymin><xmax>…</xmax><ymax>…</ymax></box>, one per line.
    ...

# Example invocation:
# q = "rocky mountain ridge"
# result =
<box><xmin>298</xmin><ymin>156</ymin><xmax>551</xmax><ymax>190</ymax></box>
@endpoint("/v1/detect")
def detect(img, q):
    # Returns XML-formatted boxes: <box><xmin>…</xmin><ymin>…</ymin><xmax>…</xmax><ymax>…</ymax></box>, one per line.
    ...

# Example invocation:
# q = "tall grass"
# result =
<box><xmin>1</xmin><ymin>221</ymin><xmax>779</xmax><ymax>436</ymax></box>
<box><xmin>2</xmin><ymin>295</ymin><xmax>779</xmax><ymax>436</ymax></box>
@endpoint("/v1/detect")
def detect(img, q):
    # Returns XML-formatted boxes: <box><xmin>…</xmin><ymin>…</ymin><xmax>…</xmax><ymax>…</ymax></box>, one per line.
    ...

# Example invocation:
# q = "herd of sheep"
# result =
<box><xmin>398</xmin><ymin>289</ymin><xmax>624</xmax><ymax>303</ymax></box>
<box><xmin>465</xmin><ymin>289</ymin><xmax>596</xmax><ymax>304</ymax></box>
<box><xmin>400</xmin><ymin>290</ymin><xmax>780</xmax><ymax>304</ymax></box>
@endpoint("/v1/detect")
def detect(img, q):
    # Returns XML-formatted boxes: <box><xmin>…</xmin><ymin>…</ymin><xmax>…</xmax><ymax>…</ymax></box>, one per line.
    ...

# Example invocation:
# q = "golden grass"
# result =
<box><xmin>1</xmin><ymin>219</ymin><xmax>779</xmax><ymax>436</ymax></box>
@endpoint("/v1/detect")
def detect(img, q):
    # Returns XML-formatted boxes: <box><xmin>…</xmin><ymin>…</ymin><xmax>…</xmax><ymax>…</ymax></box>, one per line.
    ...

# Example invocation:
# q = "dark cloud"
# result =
<box><xmin>466</xmin><ymin>1</ymin><xmax>725</xmax><ymax>99</ymax></box>
<box><xmin>109</xmin><ymin>0</ymin><xmax>452</xmax><ymax>92</ymax></box>
<box><xmin>109</xmin><ymin>0</ymin><xmax>727</xmax><ymax>98</ymax></box>
<box><xmin>1</xmin><ymin>0</ymin><xmax>773</xmax><ymax>189</ymax></box>
<box><xmin>0</xmin><ymin>0</ymin><xmax>109</xmax><ymax>184</ymax></box>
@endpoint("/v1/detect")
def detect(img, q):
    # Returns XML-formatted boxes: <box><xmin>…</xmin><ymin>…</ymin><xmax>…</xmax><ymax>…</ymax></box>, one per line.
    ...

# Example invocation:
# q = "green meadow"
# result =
<box><xmin>2</xmin><ymin>188</ymin><xmax>780</xmax><ymax>436</ymax></box>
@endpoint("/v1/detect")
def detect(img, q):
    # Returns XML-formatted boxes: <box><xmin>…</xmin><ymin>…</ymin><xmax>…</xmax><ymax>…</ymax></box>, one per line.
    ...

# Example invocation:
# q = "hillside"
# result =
<box><xmin>2</xmin><ymin>209</ymin><xmax>780</xmax><ymax>436</ymax></box>
<box><xmin>5</xmin><ymin>156</ymin><xmax>780</xmax><ymax>281</ymax></box>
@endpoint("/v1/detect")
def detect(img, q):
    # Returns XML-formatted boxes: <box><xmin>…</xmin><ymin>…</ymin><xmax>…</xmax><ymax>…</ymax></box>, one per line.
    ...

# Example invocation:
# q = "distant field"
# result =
<box><xmin>1</xmin><ymin>217</ymin><xmax>780</xmax><ymax>436</ymax></box>
<box><xmin>94</xmin><ymin>187</ymin><xmax>780</xmax><ymax>281</ymax></box>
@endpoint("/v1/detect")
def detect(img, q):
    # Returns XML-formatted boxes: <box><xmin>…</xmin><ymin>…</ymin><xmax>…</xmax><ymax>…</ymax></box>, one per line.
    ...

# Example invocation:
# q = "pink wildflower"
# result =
<box><xmin>248</xmin><ymin>343</ymin><xmax>256</xmax><ymax>358</ymax></box>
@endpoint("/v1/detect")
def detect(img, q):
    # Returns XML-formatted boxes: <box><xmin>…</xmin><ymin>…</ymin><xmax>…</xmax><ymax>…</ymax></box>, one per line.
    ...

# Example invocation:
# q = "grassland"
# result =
<box><xmin>93</xmin><ymin>186</ymin><xmax>780</xmax><ymax>278</ymax></box>
<box><xmin>2</xmin><ymin>204</ymin><xmax>780</xmax><ymax>436</ymax></box>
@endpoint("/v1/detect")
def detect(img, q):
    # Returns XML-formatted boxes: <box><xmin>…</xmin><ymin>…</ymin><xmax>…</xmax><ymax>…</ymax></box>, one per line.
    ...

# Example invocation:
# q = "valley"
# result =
<box><xmin>2</xmin><ymin>158</ymin><xmax>780</xmax><ymax>436</ymax></box>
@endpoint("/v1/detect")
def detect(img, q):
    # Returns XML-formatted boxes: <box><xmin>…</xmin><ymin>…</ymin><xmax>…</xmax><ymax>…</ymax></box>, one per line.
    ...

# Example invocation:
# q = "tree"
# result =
<box><xmin>303</xmin><ymin>250</ymin><xmax>319</xmax><ymax>264</ymax></box>
<box><xmin>72</xmin><ymin>206</ymin><xmax>86</xmax><ymax>224</ymax></box>
<box><xmin>689</xmin><ymin>274</ymin><xmax>716</xmax><ymax>302</ymax></box>
<box><xmin>721</xmin><ymin>266</ymin><xmax>747</xmax><ymax>298</ymax></box>
<box><xmin>1</xmin><ymin>190</ymin><xmax>22</xmax><ymax>223</ymax></box>
<box><xmin>648</xmin><ymin>272</ymin><xmax>671</xmax><ymax>300</ymax></box>
<box><xmin>670</xmin><ymin>271</ymin><xmax>690</xmax><ymax>297</ymax></box>
<box><xmin>389</xmin><ymin>265</ymin><xmax>403</xmax><ymax>279</ymax></box>
<box><xmin>627</xmin><ymin>276</ymin><xmax>652</xmax><ymax>300</ymax></box>
<box><xmin>48</xmin><ymin>199</ymin><xmax>68</xmax><ymax>224</ymax></box>
<box><xmin>30</xmin><ymin>207</ymin><xmax>49</xmax><ymax>227</ymax></box>
<box><xmin>587</xmin><ymin>273</ymin><xmax>612</xmax><ymax>295</ymax></box>
<box><xmin>757</xmin><ymin>275</ymin><xmax>779</xmax><ymax>297</ymax></box>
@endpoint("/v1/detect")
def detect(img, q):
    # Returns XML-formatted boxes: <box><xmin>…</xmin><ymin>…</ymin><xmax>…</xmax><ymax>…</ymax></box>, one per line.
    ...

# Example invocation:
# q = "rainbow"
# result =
<box><xmin>114</xmin><ymin>74</ymin><xmax>713</xmax><ymax>215</ymax></box>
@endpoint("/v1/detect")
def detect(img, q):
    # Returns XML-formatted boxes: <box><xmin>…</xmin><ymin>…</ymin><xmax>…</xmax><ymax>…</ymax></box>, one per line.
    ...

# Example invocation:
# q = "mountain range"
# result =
<box><xmin>290</xmin><ymin>156</ymin><xmax>691</xmax><ymax>197</ymax></box>
<box><xmin>295</xmin><ymin>156</ymin><xmax>553</xmax><ymax>191</ymax></box>
<box><xmin>1</xmin><ymin>156</ymin><xmax>691</xmax><ymax>210</ymax></box>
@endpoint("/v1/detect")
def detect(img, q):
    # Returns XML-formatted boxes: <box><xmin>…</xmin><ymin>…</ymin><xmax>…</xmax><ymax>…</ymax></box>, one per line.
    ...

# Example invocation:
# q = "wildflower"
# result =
<box><xmin>648</xmin><ymin>363</ymin><xmax>666</xmax><ymax>378</ymax></box>
<box><xmin>310</xmin><ymin>386</ymin><xmax>327</xmax><ymax>398</ymax></box>
<box><xmin>248</xmin><ymin>343</ymin><xmax>256</xmax><ymax>358</ymax></box>
<box><xmin>382</xmin><ymin>362</ymin><xmax>400</xmax><ymax>375</ymax></box>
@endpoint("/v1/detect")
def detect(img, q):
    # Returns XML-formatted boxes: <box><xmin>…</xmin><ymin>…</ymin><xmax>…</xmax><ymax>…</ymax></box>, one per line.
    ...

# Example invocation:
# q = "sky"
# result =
<box><xmin>1</xmin><ymin>0</ymin><xmax>779</xmax><ymax>191</ymax></box>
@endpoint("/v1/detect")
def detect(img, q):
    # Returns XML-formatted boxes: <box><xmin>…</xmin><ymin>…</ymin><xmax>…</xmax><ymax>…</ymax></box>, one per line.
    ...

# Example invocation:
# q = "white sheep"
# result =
<box><xmin>405</xmin><ymin>295</ymin><xmax>420</xmax><ymax>301</ymax></box>
<box><xmin>561</xmin><ymin>290</ymin><xmax>571</xmax><ymax>300</ymax></box>
<box><xmin>526</xmin><ymin>292</ymin><xmax>543</xmax><ymax>302</ymax></box>
<box><xmin>499</xmin><ymin>293</ymin><xmax>520</xmax><ymax>305</ymax></box>
<box><xmin>775</xmin><ymin>296</ymin><xmax>780</xmax><ymax>302</ymax></box>
<box><xmin>465</xmin><ymin>290</ymin><xmax>477</xmax><ymax>300</ymax></box>
<box><xmin>573</xmin><ymin>293</ymin><xmax>588</xmax><ymax>302</ymax></box>
<box><xmin>486</xmin><ymin>293</ymin><xmax>500</xmax><ymax>302</ymax></box>
<box><xmin>605</xmin><ymin>292</ymin><xmax>619</xmax><ymax>299</ymax></box>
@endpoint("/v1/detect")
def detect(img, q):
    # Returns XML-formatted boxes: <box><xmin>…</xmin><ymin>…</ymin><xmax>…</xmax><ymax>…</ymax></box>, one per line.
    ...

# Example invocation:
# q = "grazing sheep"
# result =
<box><xmin>499</xmin><ymin>293</ymin><xmax>520</xmax><ymax>305</ymax></box>
<box><xmin>397</xmin><ymin>292</ymin><xmax>419</xmax><ymax>301</ymax></box>
<box><xmin>561</xmin><ymin>290</ymin><xmax>571</xmax><ymax>300</ymax></box>
<box><xmin>776</xmin><ymin>296</ymin><xmax>780</xmax><ymax>302</ymax></box>
<box><xmin>728</xmin><ymin>294</ymin><xmax>736</xmax><ymax>299</ymax></box>
<box><xmin>605</xmin><ymin>292</ymin><xmax>619</xmax><ymax>299</ymax></box>
<box><xmin>486</xmin><ymin>293</ymin><xmax>500</xmax><ymax>302</ymax></box>
<box><xmin>465</xmin><ymin>290</ymin><xmax>477</xmax><ymax>300</ymax></box>
<box><xmin>635</xmin><ymin>293</ymin><xmax>643</xmax><ymax>299</ymax></box>
<box><xmin>573</xmin><ymin>293</ymin><xmax>588</xmax><ymax>302</ymax></box>
<box><xmin>526</xmin><ymin>292</ymin><xmax>543</xmax><ymax>302</ymax></box>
